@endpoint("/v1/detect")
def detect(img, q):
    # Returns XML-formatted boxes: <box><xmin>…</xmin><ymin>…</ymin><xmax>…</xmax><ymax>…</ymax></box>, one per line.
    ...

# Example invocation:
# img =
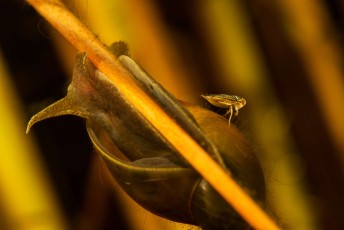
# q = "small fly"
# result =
<box><xmin>202</xmin><ymin>94</ymin><xmax>246</xmax><ymax>126</ymax></box>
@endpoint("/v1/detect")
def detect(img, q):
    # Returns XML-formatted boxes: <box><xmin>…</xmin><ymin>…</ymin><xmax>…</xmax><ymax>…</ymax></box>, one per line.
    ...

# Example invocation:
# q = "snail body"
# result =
<box><xmin>27</xmin><ymin>42</ymin><xmax>265</xmax><ymax>230</ymax></box>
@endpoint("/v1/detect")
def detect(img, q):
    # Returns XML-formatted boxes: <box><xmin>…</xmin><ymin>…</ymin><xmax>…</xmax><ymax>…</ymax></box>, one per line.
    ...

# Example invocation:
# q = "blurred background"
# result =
<box><xmin>0</xmin><ymin>0</ymin><xmax>344</xmax><ymax>229</ymax></box>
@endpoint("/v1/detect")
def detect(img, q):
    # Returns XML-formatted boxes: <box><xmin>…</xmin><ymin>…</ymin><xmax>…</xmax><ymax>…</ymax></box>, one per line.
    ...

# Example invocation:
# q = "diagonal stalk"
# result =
<box><xmin>26</xmin><ymin>0</ymin><xmax>280</xmax><ymax>229</ymax></box>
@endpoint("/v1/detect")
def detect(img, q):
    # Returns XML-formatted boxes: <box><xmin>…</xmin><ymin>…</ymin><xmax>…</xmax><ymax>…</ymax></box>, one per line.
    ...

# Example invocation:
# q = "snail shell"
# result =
<box><xmin>27</xmin><ymin>42</ymin><xmax>265</xmax><ymax>229</ymax></box>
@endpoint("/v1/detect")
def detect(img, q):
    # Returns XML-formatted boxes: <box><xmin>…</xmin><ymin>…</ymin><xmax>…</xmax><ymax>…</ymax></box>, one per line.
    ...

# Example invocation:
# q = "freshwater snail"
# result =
<box><xmin>27</xmin><ymin>41</ymin><xmax>266</xmax><ymax>230</ymax></box>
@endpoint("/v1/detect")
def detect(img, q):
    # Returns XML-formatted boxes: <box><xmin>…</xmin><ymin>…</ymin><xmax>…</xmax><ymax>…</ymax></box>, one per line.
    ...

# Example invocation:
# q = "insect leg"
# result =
<box><xmin>234</xmin><ymin>106</ymin><xmax>239</xmax><ymax>116</ymax></box>
<box><xmin>224</xmin><ymin>108</ymin><xmax>230</xmax><ymax>117</ymax></box>
<box><xmin>228</xmin><ymin>105</ymin><xmax>233</xmax><ymax>126</ymax></box>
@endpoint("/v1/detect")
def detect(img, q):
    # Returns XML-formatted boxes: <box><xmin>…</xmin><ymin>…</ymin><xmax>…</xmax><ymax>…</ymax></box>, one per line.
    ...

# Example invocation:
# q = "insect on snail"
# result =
<box><xmin>202</xmin><ymin>94</ymin><xmax>246</xmax><ymax>126</ymax></box>
<box><xmin>27</xmin><ymin>41</ymin><xmax>266</xmax><ymax>230</ymax></box>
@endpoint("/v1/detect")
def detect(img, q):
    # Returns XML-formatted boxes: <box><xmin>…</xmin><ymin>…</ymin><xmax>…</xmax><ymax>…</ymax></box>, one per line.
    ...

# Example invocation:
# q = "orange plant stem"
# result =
<box><xmin>27</xmin><ymin>0</ymin><xmax>280</xmax><ymax>229</ymax></box>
